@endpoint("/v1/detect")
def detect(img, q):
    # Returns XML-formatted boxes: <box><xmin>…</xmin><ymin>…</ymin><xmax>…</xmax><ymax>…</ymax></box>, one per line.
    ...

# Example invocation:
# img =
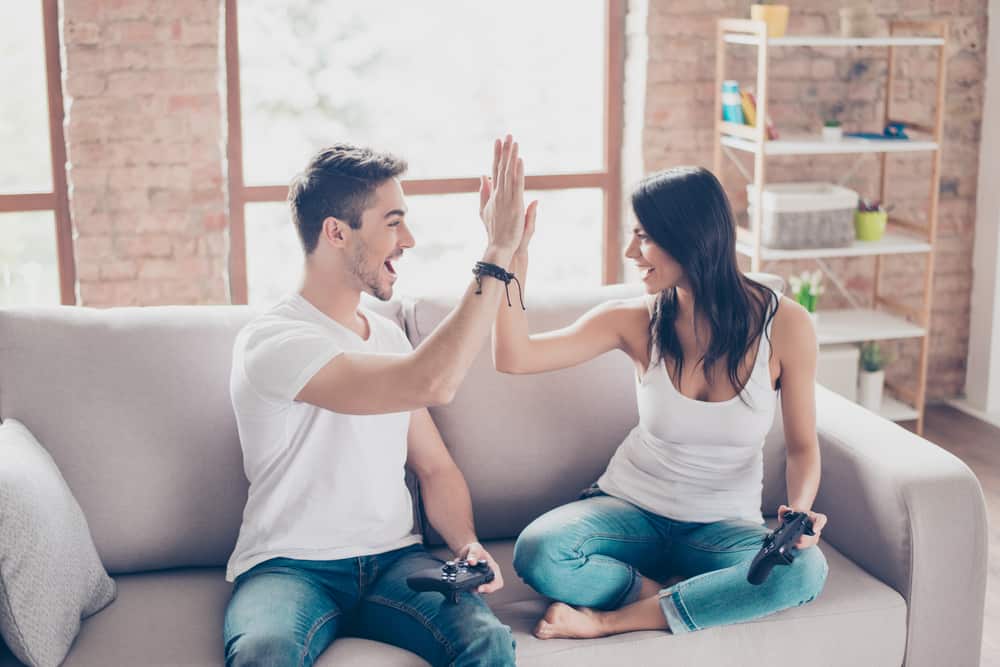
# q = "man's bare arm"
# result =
<box><xmin>296</xmin><ymin>136</ymin><xmax>528</xmax><ymax>415</ymax></box>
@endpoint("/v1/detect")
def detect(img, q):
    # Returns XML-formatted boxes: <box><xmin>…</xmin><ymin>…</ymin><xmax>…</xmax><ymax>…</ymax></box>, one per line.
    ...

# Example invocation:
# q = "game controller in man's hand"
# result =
<box><xmin>747</xmin><ymin>511</ymin><xmax>815</xmax><ymax>585</ymax></box>
<box><xmin>407</xmin><ymin>559</ymin><xmax>496</xmax><ymax>603</ymax></box>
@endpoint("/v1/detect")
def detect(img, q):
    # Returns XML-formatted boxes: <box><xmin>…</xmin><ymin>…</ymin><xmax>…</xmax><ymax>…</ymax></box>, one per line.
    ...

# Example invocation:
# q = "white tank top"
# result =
<box><xmin>596</xmin><ymin>290</ymin><xmax>779</xmax><ymax>524</ymax></box>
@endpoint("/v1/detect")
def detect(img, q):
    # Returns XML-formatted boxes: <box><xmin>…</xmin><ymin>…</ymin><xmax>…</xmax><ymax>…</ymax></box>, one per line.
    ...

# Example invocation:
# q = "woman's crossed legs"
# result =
<box><xmin>513</xmin><ymin>495</ymin><xmax>828</xmax><ymax>638</ymax></box>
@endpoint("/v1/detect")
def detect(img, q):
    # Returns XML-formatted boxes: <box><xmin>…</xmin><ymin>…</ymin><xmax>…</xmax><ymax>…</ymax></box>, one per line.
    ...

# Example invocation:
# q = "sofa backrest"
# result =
<box><xmin>406</xmin><ymin>276</ymin><xmax>789</xmax><ymax>545</ymax></box>
<box><xmin>0</xmin><ymin>277</ymin><xmax>787</xmax><ymax>571</ymax></box>
<box><xmin>0</xmin><ymin>297</ymin><xmax>405</xmax><ymax>574</ymax></box>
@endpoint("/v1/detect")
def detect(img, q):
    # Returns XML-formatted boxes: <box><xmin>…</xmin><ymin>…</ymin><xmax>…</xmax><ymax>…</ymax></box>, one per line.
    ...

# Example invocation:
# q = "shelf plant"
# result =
<box><xmin>788</xmin><ymin>270</ymin><xmax>824</xmax><ymax>318</ymax></box>
<box><xmin>858</xmin><ymin>341</ymin><xmax>895</xmax><ymax>412</ymax></box>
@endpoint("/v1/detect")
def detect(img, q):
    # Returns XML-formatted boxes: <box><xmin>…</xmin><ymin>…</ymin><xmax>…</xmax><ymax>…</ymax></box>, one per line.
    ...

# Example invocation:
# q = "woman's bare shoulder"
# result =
<box><xmin>769</xmin><ymin>294</ymin><xmax>817</xmax><ymax>358</ymax></box>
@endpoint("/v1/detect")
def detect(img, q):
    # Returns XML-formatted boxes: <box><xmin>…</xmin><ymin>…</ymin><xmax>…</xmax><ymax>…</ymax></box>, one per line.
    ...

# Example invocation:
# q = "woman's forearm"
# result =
<box><xmin>785</xmin><ymin>446</ymin><xmax>821</xmax><ymax>511</ymax></box>
<box><xmin>492</xmin><ymin>252</ymin><xmax>533</xmax><ymax>372</ymax></box>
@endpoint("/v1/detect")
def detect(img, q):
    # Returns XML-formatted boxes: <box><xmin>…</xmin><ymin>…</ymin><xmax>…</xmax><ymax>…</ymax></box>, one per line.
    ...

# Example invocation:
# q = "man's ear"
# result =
<box><xmin>321</xmin><ymin>216</ymin><xmax>353</xmax><ymax>249</ymax></box>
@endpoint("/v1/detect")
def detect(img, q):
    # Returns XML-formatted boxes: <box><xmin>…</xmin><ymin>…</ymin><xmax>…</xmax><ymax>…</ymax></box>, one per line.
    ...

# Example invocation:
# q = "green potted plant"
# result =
<box><xmin>855</xmin><ymin>198</ymin><xmax>888</xmax><ymax>241</ymax></box>
<box><xmin>751</xmin><ymin>1</ymin><xmax>790</xmax><ymax>38</ymax></box>
<box><xmin>788</xmin><ymin>270</ymin><xmax>824</xmax><ymax>325</ymax></box>
<box><xmin>858</xmin><ymin>341</ymin><xmax>893</xmax><ymax>412</ymax></box>
<box><xmin>822</xmin><ymin>118</ymin><xmax>843</xmax><ymax>142</ymax></box>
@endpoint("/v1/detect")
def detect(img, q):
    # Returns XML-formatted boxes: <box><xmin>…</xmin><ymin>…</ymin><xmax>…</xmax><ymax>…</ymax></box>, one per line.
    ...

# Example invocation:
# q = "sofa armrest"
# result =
<box><xmin>813</xmin><ymin>386</ymin><xmax>988</xmax><ymax>667</ymax></box>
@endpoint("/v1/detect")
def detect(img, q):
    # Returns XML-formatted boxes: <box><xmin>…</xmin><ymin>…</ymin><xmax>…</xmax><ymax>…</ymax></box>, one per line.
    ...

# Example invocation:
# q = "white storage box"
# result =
<box><xmin>817</xmin><ymin>343</ymin><xmax>860</xmax><ymax>402</ymax></box>
<box><xmin>747</xmin><ymin>182</ymin><xmax>858</xmax><ymax>249</ymax></box>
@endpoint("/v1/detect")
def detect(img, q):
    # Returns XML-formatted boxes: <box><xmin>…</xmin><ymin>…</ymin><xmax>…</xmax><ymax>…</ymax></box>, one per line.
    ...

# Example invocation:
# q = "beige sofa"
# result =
<box><xmin>0</xmin><ymin>281</ymin><xmax>988</xmax><ymax>666</ymax></box>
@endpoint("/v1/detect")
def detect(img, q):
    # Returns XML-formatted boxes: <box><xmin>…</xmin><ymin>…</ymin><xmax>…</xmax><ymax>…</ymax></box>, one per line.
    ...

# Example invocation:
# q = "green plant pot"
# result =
<box><xmin>855</xmin><ymin>210</ymin><xmax>887</xmax><ymax>241</ymax></box>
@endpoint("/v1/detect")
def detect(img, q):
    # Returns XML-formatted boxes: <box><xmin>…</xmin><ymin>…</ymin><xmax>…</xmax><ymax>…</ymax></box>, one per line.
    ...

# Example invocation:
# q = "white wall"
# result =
<box><xmin>964</xmin><ymin>0</ymin><xmax>1000</xmax><ymax>413</ymax></box>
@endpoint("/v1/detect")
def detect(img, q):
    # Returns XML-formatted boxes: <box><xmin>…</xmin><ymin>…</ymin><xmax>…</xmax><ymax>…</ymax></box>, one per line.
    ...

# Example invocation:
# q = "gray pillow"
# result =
<box><xmin>0</xmin><ymin>419</ymin><xmax>116</xmax><ymax>667</ymax></box>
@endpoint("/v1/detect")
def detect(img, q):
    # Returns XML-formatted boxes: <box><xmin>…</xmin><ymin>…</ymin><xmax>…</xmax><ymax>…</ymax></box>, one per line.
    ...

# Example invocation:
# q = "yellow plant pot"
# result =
<box><xmin>751</xmin><ymin>4</ymin><xmax>790</xmax><ymax>38</ymax></box>
<box><xmin>855</xmin><ymin>210</ymin><xmax>887</xmax><ymax>241</ymax></box>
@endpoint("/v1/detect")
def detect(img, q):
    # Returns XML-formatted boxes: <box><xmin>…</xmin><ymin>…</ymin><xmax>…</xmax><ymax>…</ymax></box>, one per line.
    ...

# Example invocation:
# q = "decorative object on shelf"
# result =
<box><xmin>855</xmin><ymin>198</ymin><xmax>888</xmax><ymax>241</ymax></box>
<box><xmin>722</xmin><ymin>80</ymin><xmax>745</xmax><ymax>124</ymax></box>
<box><xmin>789</xmin><ymin>270</ymin><xmax>824</xmax><ymax>324</ymax></box>
<box><xmin>747</xmin><ymin>182</ymin><xmax>857</xmax><ymax>249</ymax></box>
<box><xmin>822</xmin><ymin>119</ymin><xmax>843</xmax><ymax>142</ymax></box>
<box><xmin>845</xmin><ymin>121</ymin><xmax>909</xmax><ymax>141</ymax></box>
<box><xmin>739</xmin><ymin>90</ymin><xmax>779</xmax><ymax>139</ymax></box>
<box><xmin>839</xmin><ymin>5</ymin><xmax>881</xmax><ymax>38</ymax></box>
<box><xmin>751</xmin><ymin>2</ymin><xmax>790</xmax><ymax>38</ymax></box>
<box><xmin>858</xmin><ymin>341</ymin><xmax>893</xmax><ymax>412</ymax></box>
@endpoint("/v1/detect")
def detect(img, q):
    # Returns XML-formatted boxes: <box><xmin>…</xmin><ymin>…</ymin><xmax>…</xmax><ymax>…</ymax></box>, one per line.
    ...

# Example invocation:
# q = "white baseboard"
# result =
<box><xmin>943</xmin><ymin>398</ymin><xmax>1000</xmax><ymax>430</ymax></box>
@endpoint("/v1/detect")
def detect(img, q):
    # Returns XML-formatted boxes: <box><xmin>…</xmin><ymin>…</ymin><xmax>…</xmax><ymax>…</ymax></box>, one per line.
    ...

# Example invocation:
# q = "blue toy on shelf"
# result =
<box><xmin>845</xmin><ymin>121</ymin><xmax>909</xmax><ymax>140</ymax></box>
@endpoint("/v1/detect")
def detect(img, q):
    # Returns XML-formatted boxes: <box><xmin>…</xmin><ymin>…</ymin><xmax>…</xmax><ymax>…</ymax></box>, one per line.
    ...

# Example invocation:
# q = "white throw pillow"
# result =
<box><xmin>0</xmin><ymin>419</ymin><xmax>116</xmax><ymax>667</ymax></box>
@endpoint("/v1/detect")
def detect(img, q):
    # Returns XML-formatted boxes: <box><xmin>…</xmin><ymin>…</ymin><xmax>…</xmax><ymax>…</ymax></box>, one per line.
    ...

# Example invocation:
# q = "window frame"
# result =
<box><xmin>0</xmin><ymin>0</ymin><xmax>76</xmax><ymax>305</ymax></box>
<box><xmin>224</xmin><ymin>0</ymin><xmax>625</xmax><ymax>305</ymax></box>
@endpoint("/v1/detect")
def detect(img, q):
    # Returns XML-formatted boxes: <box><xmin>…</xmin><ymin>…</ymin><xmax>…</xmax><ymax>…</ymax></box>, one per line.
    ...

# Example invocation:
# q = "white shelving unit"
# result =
<box><xmin>736</xmin><ymin>232</ymin><xmax>931</xmax><ymax>261</ymax></box>
<box><xmin>720</xmin><ymin>134</ymin><xmax>939</xmax><ymax>156</ymax></box>
<box><xmin>724</xmin><ymin>34</ymin><xmax>945</xmax><ymax>47</ymax></box>
<box><xmin>714</xmin><ymin>19</ymin><xmax>949</xmax><ymax>434</ymax></box>
<box><xmin>878</xmin><ymin>396</ymin><xmax>921</xmax><ymax>422</ymax></box>
<box><xmin>813</xmin><ymin>309</ymin><xmax>925</xmax><ymax>345</ymax></box>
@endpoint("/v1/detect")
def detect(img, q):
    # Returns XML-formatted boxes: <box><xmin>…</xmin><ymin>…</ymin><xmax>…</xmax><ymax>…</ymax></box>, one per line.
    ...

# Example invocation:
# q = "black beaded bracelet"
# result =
<box><xmin>473</xmin><ymin>261</ymin><xmax>526</xmax><ymax>310</ymax></box>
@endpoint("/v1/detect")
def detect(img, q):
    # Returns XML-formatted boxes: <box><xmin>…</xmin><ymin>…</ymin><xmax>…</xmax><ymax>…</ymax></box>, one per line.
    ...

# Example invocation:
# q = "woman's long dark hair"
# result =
<box><xmin>632</xmin><ymin>167</ymin><xmax>777</xmax><ymax>404</ymax></box>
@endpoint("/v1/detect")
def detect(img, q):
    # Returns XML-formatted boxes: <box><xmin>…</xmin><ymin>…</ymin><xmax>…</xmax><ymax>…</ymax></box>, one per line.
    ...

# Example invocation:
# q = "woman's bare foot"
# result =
<box><xmin>637</xmin><ymin>576</ymin><xmax>662</xmax><ymax>599</ymax></box>
<box><xmin>534</xmin><ymin>602</ymin><xmax>609</xmax><ymax>640</ymax></box>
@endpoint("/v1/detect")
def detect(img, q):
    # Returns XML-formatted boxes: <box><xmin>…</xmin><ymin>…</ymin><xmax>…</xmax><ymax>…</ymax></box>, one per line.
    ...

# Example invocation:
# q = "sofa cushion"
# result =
<box><xmin>405</xmin><ymin>277</ymin><xmax>789</xmax><ymax>544</ymax></box>
<box><xmin>0</xmin><ymin>420</ymin><xmax>116</xmax><ymax>667</ymax></box>
<box><xmin>3</xmin><ymin>534</ymin><xmax>904</xmax><ymax>667</ymax></box>
<box><xmin>0</xmin><ymin>297</ymin><xmax>406</xmax><ymax>575</ymax></box>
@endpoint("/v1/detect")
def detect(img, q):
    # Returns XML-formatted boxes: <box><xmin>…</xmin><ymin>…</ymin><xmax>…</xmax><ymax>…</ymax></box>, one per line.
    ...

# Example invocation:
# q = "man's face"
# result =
<box><xmin>348</xmin><ymin>179</ymin><xmax>415</xmax><ymax>301</ymax></box>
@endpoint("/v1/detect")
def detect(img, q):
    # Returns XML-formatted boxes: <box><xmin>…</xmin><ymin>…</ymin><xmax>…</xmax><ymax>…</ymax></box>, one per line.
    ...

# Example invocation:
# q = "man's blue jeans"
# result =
<box><xmin>223</xmin><ymin>544</ymin><xmax>515</xmax><ymax>666</ymax></box>
<box><xmin>512</xmin><ymin>494</ymin><xmax>828</xmax><ymax>634</ymax></box>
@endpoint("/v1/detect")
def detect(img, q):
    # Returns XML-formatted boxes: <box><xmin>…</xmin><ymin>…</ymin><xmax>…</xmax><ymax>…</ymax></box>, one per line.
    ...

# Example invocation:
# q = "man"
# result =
<box><xmin>223</xmin><ymin>136</ymin><xmax>536</xmax><ymax>666</ymax></box>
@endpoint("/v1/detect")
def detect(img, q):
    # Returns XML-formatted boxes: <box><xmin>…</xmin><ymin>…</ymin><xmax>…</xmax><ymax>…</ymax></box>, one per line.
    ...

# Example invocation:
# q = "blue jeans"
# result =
<box><xmin>512</xmin><ymin>494</ymin><xmax>828</xmax><ymax>634</ymax></box>
<box><xmin>223</xmin><ymin>544</ymin><xmax>515</xmax><ymax>667</ymax></box>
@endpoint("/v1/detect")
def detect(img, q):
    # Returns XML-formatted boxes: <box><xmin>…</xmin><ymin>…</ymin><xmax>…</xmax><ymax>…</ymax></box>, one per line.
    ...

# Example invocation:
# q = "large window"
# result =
<box><xmin>226</xmin><ymin>0</ymin><xmax>624</xmax><ymax>306</ymax></box>
<box><xmin>0</xmin><ymin>1</ymin><xmax>74</xmax><ymax>305</ymax></box>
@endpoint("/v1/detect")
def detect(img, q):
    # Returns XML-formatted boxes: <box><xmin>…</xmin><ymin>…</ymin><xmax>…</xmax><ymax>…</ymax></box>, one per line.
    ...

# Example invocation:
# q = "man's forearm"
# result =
<box><xmin>419</xmin><ymin>468</ymin><xmax>478</xmax><ymax>554</ymax></box>
<box><xmin>411</xmin><ymin>245</ymin><xmax>515</xmax><ymax>400</ymax></box>
<box><xmin>785</xmin><ymin>447</ymin><xmax>821</xmax><ymax>511</ymax></box>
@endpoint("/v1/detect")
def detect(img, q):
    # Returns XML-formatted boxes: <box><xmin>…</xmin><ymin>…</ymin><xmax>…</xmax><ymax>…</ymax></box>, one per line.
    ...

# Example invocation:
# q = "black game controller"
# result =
<box><xmin>407</xmin><ymin>559</ymin><xmax>495</xmax><ymax>603</ymax></box>
<box><xmin>747</xmin><ymin>511</ymin><xmax>815</xmax><ymax>585</ymax></box>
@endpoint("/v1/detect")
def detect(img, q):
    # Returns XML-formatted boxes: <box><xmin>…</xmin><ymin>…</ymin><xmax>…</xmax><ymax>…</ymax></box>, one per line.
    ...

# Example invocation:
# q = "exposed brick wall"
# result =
<box><xmin>640</xmin><ymin>0</ymin><xmax>987</xmax><ymax>400</ymax></box>
<box><xmin>62</xmin><ymin>0</ymin><xmax>228</xmax><ymax>306</ymax></box>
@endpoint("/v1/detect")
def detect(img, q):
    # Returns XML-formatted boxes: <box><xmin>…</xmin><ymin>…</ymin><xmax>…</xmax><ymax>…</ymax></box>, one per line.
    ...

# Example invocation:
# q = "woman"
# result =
<box><xmin>490</xmin><ymin>165</ymin><xmax>829</xmax><ymax>638</ymax></box>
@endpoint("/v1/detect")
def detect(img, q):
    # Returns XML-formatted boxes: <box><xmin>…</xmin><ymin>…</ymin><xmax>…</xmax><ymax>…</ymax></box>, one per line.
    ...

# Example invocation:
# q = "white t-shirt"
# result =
<box><xmin>226</xmin><ymin>293</ymin><xmax>421</xmax><ymax>581</ymax></box>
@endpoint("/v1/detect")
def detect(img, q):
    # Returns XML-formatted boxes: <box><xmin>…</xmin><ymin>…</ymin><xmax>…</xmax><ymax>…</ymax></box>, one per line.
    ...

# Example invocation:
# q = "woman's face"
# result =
<box><xmin>624</xmin><ymin>225</ymin><xmax>685</xmax><ymax>294</ymax></box>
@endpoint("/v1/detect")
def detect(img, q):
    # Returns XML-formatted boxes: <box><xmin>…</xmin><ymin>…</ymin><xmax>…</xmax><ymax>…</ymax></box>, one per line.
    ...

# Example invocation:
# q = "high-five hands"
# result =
<box><xmin>479</xmin><ymin>135</ymin><xmax>538</xmax><ymax>261</ymax></box>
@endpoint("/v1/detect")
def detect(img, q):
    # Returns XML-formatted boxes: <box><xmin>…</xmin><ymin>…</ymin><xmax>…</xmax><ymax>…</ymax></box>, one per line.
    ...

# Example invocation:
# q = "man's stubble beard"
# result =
<box><xmin>350</xmin><ymin>238</ymin><xmax>392</xmax><ymax>302</ymax></box>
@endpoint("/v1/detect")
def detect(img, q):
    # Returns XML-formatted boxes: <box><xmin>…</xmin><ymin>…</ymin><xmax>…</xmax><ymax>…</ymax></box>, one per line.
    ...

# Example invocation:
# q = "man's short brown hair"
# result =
<box><xmin>288</xmin><ymin>143</ymin><xmax>407</xmax><ymax>254</ymax></box>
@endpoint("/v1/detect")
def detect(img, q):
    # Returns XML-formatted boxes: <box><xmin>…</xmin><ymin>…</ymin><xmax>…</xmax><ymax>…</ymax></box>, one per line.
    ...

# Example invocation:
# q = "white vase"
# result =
<box><xmin>822</xmin><ymin>125</ymin><xmax>843</xmax><ymax>142</ymax></box>
<box><xmin>858</xmin><ymin>369</ymin><xmax>885</xmax><ymax>412</ymax></box>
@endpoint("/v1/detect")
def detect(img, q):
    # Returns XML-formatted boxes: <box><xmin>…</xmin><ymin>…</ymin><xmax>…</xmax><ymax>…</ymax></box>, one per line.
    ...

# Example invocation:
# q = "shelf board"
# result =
<box><xmin>724</xmin><ymin>34</ymin><xmax>945</xmax><ymax>47</ymax></box>
<box><xmin>814</xmin><ymin>309</ymin><xmax>925</xmax><ymax>345</ymax></box>
<box><xmin>737</xmin><ymin>232</ymin><xmax>931</xmax><ymax>260</ymax></box>
<box><xmin>720</xmin><ymin>134</ymin><xmax>939</xmax><ymax>155</ymax></box>
<box><xmin>878</xmin><ymin>396</ymin><xmax>921</xmax><ymax>422</ymax></box>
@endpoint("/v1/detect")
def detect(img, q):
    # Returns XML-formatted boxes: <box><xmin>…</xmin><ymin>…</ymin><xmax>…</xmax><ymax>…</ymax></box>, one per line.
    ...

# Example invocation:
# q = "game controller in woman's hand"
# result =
<box><xmin>746</xmin><ymin>511</ymin><xmax>815</xmax><ymax>585</ymax></box>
